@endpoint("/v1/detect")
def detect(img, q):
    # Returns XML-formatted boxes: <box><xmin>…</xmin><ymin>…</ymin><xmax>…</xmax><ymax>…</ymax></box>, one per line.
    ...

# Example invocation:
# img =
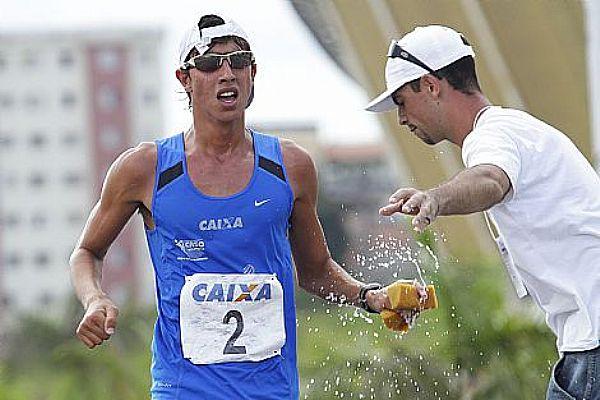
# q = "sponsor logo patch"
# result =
<box><xmin>192</xmin><ymin>282</ymin><xmax>272</xmax><ymax>303</ymax></box>
<box><xmin>254</xmin><ymin>199</ymin><xmax>271</xmax><ymax>207</ymax></box>
<box><xmin>199</xmin><ymin>217</ymin><xmax>244</xmax><ymax>231</ymax></box>
<box><xmin>174</xmin><ymin>239</ymin><xmax>208</xmax><ymax>261</ymax></box>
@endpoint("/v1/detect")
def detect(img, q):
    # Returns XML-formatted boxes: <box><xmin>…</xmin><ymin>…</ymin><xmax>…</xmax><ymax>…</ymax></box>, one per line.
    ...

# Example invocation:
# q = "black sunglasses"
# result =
<box><xmin>388</xmin><ymin>42</ymin><xmax>439</xmax><ymax>79</ymax></box>
<box><xmin>183</xmin><ymin>50</ymin><xmax>254</xmax><ymax>72</ymax></box>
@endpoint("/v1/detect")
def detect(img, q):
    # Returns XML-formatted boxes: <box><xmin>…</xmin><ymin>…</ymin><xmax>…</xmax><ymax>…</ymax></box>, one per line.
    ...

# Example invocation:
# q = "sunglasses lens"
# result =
<box><xmin>194</xmin><ymin>56</ymin><xmax>221</xmax><ymax>72</ymax></box>
<box><xmin>190</xmin><ymin>52</ymin><xmax>253</xmax><ymax>72</ymax></box>
<box><xmin>229</xmin><ymin>53</ymin><xmax>253</xmax><ymax>69</ymax></box>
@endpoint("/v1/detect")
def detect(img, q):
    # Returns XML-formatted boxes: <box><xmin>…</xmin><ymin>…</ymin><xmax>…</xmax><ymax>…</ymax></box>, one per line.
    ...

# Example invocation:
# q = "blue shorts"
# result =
<box><xmin>547</xmin><ymin>345</ymin><xmax>600</xmax><ymax>400</ymax></box>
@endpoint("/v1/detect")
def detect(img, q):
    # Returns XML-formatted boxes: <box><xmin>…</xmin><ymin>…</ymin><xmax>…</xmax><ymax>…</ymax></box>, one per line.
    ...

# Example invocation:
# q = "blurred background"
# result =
<box><xmin>0</xmin><ymin>0</ymin><xmax>597</xmax><ymax>398</ymax></box>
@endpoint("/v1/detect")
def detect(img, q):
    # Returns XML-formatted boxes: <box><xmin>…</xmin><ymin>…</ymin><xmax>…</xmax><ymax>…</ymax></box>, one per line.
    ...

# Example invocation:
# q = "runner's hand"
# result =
<box><xmin>366</xmin><ymin>281</ymin><xmax>429</xmax><ymax>313</ymax></box>
<box><xmin>376</xmin><ymin>281</ymin><xmax>431</xmax><ymax>332</ymax></box>
<box><xmin>365</xmin><ymin>287</ymin><xmax>392</xmax><ymax>313</ymax></box>
<box><xmin>366</xmin><ymin>285</ymin><xmax>423</xmax><ymax>332</ymax></box>
<box><xmin>76</xmin><ymin>295</ymin><xmax>119</xmax><ymax>349</ymax></box>
<box><xmin>379</xmin><ymin>188</ymin><xmax>440</xmax><ymax>233</ymax></box>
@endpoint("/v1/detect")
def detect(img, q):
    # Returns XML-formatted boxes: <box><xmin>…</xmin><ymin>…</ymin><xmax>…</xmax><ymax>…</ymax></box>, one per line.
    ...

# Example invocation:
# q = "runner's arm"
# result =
<box><xmin>284</xmin><ymin>142</ymin><xmax>389</xmax><ymax>312</ymax></box>
<box><xmin>70</xmin><ymin>143</ymin><xmax>155</xmax><ymax>348</ymax></box>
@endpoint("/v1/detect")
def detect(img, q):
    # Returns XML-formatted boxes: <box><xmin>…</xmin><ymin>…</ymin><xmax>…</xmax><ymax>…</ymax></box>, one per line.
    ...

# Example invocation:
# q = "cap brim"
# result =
<box><xmin>365</xmin><ymin>86</ymin><xmax>399</xmax><ymax>112</ymax></box>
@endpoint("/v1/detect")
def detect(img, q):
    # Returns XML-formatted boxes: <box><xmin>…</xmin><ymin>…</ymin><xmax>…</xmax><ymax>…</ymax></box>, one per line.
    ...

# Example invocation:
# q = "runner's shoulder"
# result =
<box><xmin>107</xmin><ymin>141</ymin><xmax>157</xmax><ymax>187</ymax></box>
<box><xmin>279</xmin><ymin>138</ymin><xmax>316</xmax><ymax>176</ymax></box>
<box><xmin>279</xmin><ymin>139</ymin><xmax>317</xmax><ymax>200</ymax></box>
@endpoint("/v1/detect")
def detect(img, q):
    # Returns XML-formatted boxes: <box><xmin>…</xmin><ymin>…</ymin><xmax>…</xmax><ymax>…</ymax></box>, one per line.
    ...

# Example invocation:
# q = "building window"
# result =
<box><xmin>0</xmin><ymin>93</ymin><xmax>14</xmax><ymax>109</ymax></box>
<box><xmin>29</xmin><ymin>132</ymin><xmax>47</xmax><ymax>149</ymax></box>
<box><xmin>96</xmin><ymin>49</ymin><xmax>119</xmax><ymax>72</ymax></box>
<box><xmin>38</xmin><ymin>292</ymin><xmax>54</xmax><ymax>306</ymax></box>
<box><xmin>29</xmin><ymin>172</ymin><xmax>46</xmax><ymax>188</ymax></box>
<box><xmin>67</xmin><ymin>211</ymin><xmax>84</xmax><ymax>225</ymax></box>
<box><xmin>0</xmin><ymin>133</ymin><xmax>14</xmax><ymax>149</ymax></box>
<box><xmin>143</xmin><ymin>88</ymin><xmax>157</xmax><ymax>106</ymax></box>
<box><xmin>24</xmin><ymin>94</ymin><xmax>41</xmax><ymax>109</ymax></box>
<box><xmin>4</xmin><ymin>253</ymin><xmax>22</xmax><ymax>268</ymax></box>
<box><xmin>59</xmin><ymin>49</ymin><xmax>74</xmax><ymax>68</ymax></box>
<box><xmin>0</xmin><ymin>295</ymin><xmax>10</xmax><ymax>307</ymax></box>
<box><xmin>61</xmin><ymin>91</ymin><xmax>76</xmax><ymax>108</ymax></box>
<box><xmin>63</xmin><ymin>172</ymin><xmax>83</xmax><ymax>186</ymax></box>
<box><xmin>0</xmin><ymin>213</ymin><xmax>19</xmax><ymax>228</ymax></box>
<box><xmin>62</xmin><ymin>132</ymin><xmax>80</xmax><ymax>146</ymax></box>
<box><xmin>99</xmin><ymin>126</ymin><xmax>122</xmax><ymax>152</ymax></box>
<box><xmin>97</xmin><ymin>85</ymin><xmax>120</xmax><ymax>111</ymax></box>
<box><xmin>0</xmin><ymin>173</ymin><xmax>17</xmax><ymax>188</ymax></box>
<box><xmin>33</xmin><ymin>252</ymin><xmax>50</xmax><ymax>269</ymax></box>
<box><xmin>31</xmin><ymin>213</ymin><xmax>47</xmax><ymax>228</ymax></box>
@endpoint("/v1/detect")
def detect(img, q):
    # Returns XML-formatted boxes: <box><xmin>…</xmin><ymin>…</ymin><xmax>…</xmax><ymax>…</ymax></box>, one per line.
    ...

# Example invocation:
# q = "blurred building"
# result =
<box><xmin>251</xmin><ymin>121</ymin><xmax>323</xmax><ymax>164</ymax></box>
<box><xmin>0</xmin><ymin>28</ymin><xmax>163</xmax><ymax>322</ymax></box>
<box><xmin>321</xmin><ymin>143</ymin><xmax>396</xmax><ymax>210</ymax></box>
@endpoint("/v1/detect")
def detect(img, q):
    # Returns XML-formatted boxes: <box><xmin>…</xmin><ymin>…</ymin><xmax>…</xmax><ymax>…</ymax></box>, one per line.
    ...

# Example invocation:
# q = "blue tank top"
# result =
<box><xmin>145</xmin><ymin>131</ymin><xmax>298</xmax><ymax>399</ymax></box>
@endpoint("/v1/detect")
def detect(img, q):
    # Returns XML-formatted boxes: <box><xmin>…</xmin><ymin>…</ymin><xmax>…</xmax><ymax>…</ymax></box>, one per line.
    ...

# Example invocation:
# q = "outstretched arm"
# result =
<box><xmin>283</xmin><ymin>141</ymin><xmax>389</xmax><ymax>312</ymax></box>
<box><xmin>70</xmin><ymin>143</ymin><xmax>155</xmax><ymax>348</ymax></box>
<box><xmin>380</xmin><ymin>164</ymin><xmax>511</xmax><ymax>232</ymax></box>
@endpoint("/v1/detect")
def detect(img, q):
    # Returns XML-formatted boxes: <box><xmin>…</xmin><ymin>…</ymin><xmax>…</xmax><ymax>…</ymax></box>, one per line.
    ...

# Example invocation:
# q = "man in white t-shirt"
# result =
<box><xmin>366</xmin><ymin>25</ymin><xmax>600</xmax><ymax>400</ymax></box>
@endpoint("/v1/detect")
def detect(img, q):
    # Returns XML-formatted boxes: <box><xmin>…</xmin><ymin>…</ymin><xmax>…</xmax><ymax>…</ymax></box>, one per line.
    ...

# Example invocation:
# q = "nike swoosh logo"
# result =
<box><xmin>254</xmin><ymin>199</ymin><xmax>271</xmax><ymax>207</ymax></box>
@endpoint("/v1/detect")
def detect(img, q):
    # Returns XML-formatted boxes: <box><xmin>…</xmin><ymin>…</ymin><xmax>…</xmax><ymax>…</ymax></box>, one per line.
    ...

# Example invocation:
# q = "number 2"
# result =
<box><xmin>222</xmin><ymin>310</ymin><xmax>247</xmax><ymax>355</ymax></box>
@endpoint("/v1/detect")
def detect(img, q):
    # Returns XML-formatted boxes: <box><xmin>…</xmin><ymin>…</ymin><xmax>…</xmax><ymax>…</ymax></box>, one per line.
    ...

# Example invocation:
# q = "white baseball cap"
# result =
<box><xmin>178</xmin><ymin>14</ymin><xmax>251</xmax><ymax>67</ymax></box>
<box><xmin>365</xmin><ymin>25</ymin><xmax>475</xmax><ymax>112</ymax></box>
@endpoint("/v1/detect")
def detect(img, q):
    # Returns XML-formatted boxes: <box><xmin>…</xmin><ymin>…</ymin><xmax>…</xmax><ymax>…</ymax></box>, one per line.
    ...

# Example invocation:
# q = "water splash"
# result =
<box><xmin>298</xmin><ymin>224</ymin><xmax>465</xmax><ymax>399</ymax></box>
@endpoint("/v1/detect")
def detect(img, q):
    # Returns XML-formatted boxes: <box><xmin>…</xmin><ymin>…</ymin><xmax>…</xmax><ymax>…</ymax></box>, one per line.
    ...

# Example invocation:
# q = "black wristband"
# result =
<box><xmin>358</xmin><ymin>283</ymin><xmax>383</xmax><ymax>313</ymax></box>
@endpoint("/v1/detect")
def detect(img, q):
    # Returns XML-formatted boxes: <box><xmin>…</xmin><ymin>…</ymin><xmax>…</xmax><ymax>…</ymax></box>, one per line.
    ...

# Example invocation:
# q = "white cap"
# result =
<box><xmin>365</xmin><ymin>25</ymin><xmax>475</xmax><ymax>112</ymax></box>
<box><xmin>178</xmin><ymin>14</ymin><xmax>251</xmax><ymax>67</ymax></box>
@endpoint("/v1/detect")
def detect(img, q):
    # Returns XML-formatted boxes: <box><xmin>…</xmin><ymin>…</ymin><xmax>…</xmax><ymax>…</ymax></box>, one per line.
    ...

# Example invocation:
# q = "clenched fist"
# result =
<box><xmin>76</xmin><ymin>295</ymin><xmax>119</xmax><ymax>349</ymax></box>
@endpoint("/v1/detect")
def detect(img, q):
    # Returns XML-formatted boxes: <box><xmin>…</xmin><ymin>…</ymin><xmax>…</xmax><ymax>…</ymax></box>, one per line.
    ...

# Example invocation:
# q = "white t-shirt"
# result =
<box><xmin>462</xmin><ymin>106</ymin><xmax>600</xmax><ymax>352</ymax></box>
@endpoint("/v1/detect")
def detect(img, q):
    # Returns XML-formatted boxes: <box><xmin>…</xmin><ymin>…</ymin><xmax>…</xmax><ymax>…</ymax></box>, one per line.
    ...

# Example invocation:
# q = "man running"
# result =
<box><xmin>71</xmin><ymin>13</ymin><xmax>398</xmax><ymax>399</ymax></box>
<box><xmin>367</xmin><ymin>25</ymin><xmax>600</xmax><ymax>399</ymax></box>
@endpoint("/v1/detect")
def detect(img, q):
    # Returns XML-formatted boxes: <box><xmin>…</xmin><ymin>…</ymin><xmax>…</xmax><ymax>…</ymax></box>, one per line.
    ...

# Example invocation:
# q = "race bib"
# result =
<box><xmin>180</xmin><ymin>273</ymin><xmax>286</xmax><ymax>365</ymax></box>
